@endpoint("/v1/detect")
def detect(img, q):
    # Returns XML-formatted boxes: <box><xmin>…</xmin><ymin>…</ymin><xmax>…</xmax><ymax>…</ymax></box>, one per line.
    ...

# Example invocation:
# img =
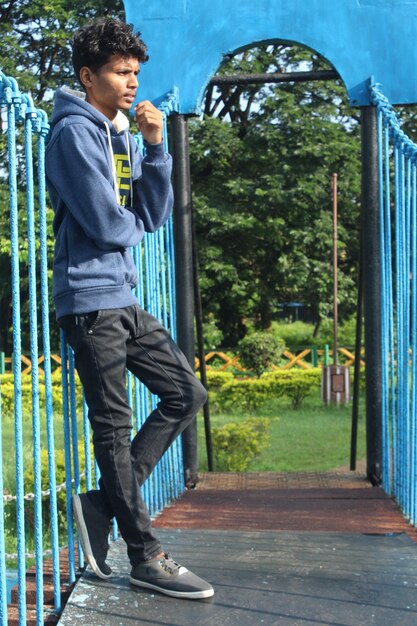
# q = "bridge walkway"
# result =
<box><xmin>57</xmin><ymin>470</ymin><xmax>417</xmax><ymax>626</ymax></box>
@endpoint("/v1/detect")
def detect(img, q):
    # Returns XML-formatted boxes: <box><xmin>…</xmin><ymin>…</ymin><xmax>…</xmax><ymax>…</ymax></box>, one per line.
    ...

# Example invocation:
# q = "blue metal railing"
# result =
<box><xmin>370</xmin><ymin>81</ymin><xmax>417</xmax><ymax>524</ymax></box>
<box><xmin>0</xmin><ymin>69</ymin><xmax>182</xmax><ymax>625</ymax></box>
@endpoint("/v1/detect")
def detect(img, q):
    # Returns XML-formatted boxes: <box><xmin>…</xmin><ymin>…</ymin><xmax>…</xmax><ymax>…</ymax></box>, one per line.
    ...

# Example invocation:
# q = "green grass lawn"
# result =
<box><xmin>197</xmin><ymin>392</ymin><xmax>366</xmax><ymax>472</ymax></box>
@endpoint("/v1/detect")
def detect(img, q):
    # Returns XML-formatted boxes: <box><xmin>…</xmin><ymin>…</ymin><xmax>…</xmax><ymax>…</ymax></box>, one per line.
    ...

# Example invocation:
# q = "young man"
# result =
<box><xmin>45</xmin><ymin>18</ymin><xmax>213</xmax><ymax>600</ymax></box>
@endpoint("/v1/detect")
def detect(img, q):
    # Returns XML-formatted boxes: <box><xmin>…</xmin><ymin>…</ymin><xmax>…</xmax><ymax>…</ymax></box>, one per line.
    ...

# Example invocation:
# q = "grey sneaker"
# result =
<box><xmin>72</xmin><ymin>492</ymin><xmax>112</xmax><ymax>580</ymax></box>
<box><xmin>130</xmin><ymin>553</ymin><xmax>214</xmax><ymax>599</ymax></box>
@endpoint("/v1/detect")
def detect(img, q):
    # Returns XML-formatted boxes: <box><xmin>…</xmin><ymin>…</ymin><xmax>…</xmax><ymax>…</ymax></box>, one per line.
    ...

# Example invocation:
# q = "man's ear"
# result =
<box><xmin>79</xmin><ymin>66</ymin><xmax>94</xmax><ymax>89</ymax></box>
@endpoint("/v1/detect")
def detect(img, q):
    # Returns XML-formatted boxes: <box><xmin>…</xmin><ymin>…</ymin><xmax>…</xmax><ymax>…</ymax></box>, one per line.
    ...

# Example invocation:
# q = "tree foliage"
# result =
<box><xmin>0</xmin><ymin>0</ymin><xmax>125</xmax><ymax>106</ymax></box>
<box><xmin>190</xmin><ymin>45</ymin><xmax>362</xmax><ymax>346</ymax></box>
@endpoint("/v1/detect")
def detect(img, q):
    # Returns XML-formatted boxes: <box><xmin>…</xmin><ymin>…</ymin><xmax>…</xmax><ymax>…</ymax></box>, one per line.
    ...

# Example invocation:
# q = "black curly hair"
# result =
<box><xmin>72</xmin><ymin>18</ymin><xmax>149</xmax><ymax>85</ymax></box>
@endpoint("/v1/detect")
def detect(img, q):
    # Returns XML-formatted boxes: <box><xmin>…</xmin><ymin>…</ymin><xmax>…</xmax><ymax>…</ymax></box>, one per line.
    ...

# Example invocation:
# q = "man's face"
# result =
<box><xmin>80</xmin><ymin>54</ymin><xmax>140</xmax><ymax>121</ymax></box>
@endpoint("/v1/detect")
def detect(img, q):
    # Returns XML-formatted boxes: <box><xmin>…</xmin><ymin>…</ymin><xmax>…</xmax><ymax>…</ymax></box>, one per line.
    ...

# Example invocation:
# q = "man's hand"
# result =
<box><xmin>134</xmin><ymin>100</ymin><xmax>163</xmax><ymax>144</ymax></box>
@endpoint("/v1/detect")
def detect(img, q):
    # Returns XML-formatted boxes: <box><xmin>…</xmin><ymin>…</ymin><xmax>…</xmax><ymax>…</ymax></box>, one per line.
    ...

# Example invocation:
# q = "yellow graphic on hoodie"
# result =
<box><xmin>114</xmin><ymin>154</ymin><xmax>131</xmax><ymax>206</ymax></box>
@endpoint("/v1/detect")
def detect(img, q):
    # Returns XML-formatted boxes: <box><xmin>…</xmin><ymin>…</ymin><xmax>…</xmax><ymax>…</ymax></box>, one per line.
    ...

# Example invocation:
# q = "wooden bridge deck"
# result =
<box><xmin>53</xmin><ymin>470</ymin><xmax>417</xmax><ymax>626</ymax></box>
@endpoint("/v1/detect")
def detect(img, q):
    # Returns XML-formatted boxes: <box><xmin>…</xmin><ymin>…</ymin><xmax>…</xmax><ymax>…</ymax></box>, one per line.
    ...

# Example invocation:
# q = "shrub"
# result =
<box><xmin>212</xmin><ymin>417</ymin><xmax>271</xmax><ymax>471</ymax></box>
<box><xmin>218</xmin><ymin>378</ymin><xmax>275</xmax><ymax>413</ymax></box>
<box><xmin>238</xmin><ymin>331</ymin><xmax>285</xmax><ymax>376</ymax></box>
<box><xmin>217</xmin><ymin>369</ymin><xmax>322</xmax><ymax>412</ymax></box>
<box><xmin>196</xmin><ymin>370</ymin><xmax>235</xmax><ymax>413</ymax></box>
<box><xmin>0</xmin><ymin>370</ymin><xmax>83</xmax><ymax>418</ymax></box>
<box><xmin>262</xmin><ymin>368</ymin><xmax>322</xmax><ymax>409</ymax></box>
<box><xmin>203</xmin><ymin>370</ymin><xmax>234</xmax><ymax>389</ymax></box>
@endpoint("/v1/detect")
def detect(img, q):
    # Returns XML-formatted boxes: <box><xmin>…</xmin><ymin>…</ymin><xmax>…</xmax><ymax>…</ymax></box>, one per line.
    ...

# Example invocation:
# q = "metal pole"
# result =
<box><xmin>361</xmin><ymin>106</ymin><xmax>382</xmax><ymax>485</ymax></box>
<box><xmin>350</xmin><ymin>221</ymin><xmax>364</xmax><ymax>471</ymax></box>
<box><xmin>332</xmin><ymin>173</ymin><xmax>338</xmax><ymax>366</ymax></box>
<box><xmin>192</xmin><ymin>212</ymin><xmax>214</xmax><ymax>472</ymax></box>
<box><xmin>170</xmin><ymin>114</ymin><xmax>199</xmax><ymax>487</ymax></box>
<box><xmin>209</xmin><ymin>69</ymin><xmax>339</xmax><ymax>87</ymax></box>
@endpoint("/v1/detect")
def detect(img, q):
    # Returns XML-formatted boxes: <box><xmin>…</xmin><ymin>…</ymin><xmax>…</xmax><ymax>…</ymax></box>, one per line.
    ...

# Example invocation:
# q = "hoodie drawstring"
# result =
<box><xmin>125</xmin><ymin>131</ymin><xmax>134</xmax><ymax>206</ymax></box>
<box><xmin>104</xmin><ymin>121</ymin><xmax>121</xmax><ymax>205</ymax></box>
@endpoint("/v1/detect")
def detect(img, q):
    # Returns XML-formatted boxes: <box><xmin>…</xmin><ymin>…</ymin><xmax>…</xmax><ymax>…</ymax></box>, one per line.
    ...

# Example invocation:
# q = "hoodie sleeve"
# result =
<box><xmin>46</xmin><ymin>122</ymin><xmax>170</xmax><ymax>250</ymax></box>
<box><xmin>130</xmin><ymin>140</ymin><xmax>173</xmax><ymax>232</ymax></box>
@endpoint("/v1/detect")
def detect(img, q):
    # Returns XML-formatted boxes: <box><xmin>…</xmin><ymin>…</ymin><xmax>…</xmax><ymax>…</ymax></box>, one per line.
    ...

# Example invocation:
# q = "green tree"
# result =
<box><xmin>0</xmin><ymin>0</ymin><xmax>125</xmax><ymax>107</ymax></box>
<box><xmin>190</xmin><ymin>44</ymin><xmax>361</xmax><ymax>346</ymax></box>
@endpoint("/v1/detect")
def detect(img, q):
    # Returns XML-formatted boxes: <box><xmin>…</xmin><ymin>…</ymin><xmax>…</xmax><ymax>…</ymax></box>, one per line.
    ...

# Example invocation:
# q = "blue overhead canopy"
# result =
<box><xmin>123</xmin><ymin>0</ymin><xmax>417</xmax><ymax>114</ymax></box>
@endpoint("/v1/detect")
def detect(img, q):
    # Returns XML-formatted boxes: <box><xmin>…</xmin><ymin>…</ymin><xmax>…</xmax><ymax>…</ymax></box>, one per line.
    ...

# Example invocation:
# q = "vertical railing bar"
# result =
<box><xmin>394</xmin><ymin>143</ymin><xmax>402</xmax><ymax>503</ymax></box>
<box><xmin>68</xmin><ymin>349</ymin><xmax>81</xmax><ymax>494</ymax></box>
<box><xmin>154</xmin><ymin>231</ymin><xmax>168</xmax><ymax>510</ymax></box>
<box><xmin>7</xmin><ymin>89</ymin><xmax>27</xmax><ymax>626</ymax></box>
<box><xmin>37</xmin><ymin>112</ymin><xmax>61</xmax><ymax>610</ymax></box>
<box><xmin>24</xmin><ymin>103</ymin><xmax>44</xmax><ymax>626</ymax></box>
<box><xmin>400</xmin><ymin>148</ymin><xmax>407</xmax><ymax>510</ymax></box>
<box><xmin>82</xmin><ymin>397</ymin><xmax>92</xmax><ymax>492</ymax></box>
<box><xmin>377</xmin><ymin>108</ymin><xmax>389</xmax><ymax>492</ymax></box>
<box><xmin>384</xmin><ymin>122</ymin><xmax>395</xmax><ymax>496</ymax></box>
<box><xmin>68</xmin><ymin>348</ymin><xmax>86</xmax><ymax>564</ymax></box>
<box><xmin>0</xmin><ymin>392</ymin><xmax>8</xmax><ymax>626</ymax></box>
<box><xmin>134</xmin><ymin>376</ymin><xmax>141</xmax><ymax>433</ymax></box>
<box><xmin>397</xmin><ymin>147</ymin><xmax>405</xmax><ymax>507</ymax></box>
<box><xmin>404</xmin><ymin>154</ymin><xmax>412</xmax><ymax>518</ymax></box>
<box><xmin>159</xmin><ymin>223</ymin><xmax>168</xmax><ymax>330</ymax></box>
<box><xmin>410</xmin><ymin>162</ymin><xmax>417</xmax><ymax>524</ymax></box>
<box><xmin>59</xmin><ymin>331</ymin><xmax>76</xmax><ymax>582</ymax></box>
<box><xmin>399</xmin><ymin>146</ymin><xmax>407</xmax><ymax>508</ymax></box>
<box><xmin>166</xmin><ymin>216</ymin><xmax>177</xmax><ymax>339</ymax></box>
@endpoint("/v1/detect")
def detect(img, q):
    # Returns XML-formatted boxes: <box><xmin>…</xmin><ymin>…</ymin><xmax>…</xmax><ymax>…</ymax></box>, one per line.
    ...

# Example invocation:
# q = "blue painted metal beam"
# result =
<box><xmin>124</xmin><ymin>0</ymin><xmax>417</xmax><ymax>113</ymax></box>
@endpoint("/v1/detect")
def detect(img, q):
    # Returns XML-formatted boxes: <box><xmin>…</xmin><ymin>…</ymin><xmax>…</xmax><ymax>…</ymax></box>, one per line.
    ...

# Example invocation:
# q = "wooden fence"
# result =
<box><xmin>0</xmin><ymin>346</ymin><xmax>364</xmax><ymax>376</ymax></box>
<box><xmin>195</xmin><ymin>347</ymin><xmax>365</xmax><ymax>372</ymax></box>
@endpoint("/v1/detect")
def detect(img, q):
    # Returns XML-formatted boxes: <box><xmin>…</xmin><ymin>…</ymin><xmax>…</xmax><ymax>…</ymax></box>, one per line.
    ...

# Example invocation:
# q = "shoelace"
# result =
<box><xmin>159</xmin><ymin>554</ymin><xmax>180</xmax><ymax>575</ymax></box>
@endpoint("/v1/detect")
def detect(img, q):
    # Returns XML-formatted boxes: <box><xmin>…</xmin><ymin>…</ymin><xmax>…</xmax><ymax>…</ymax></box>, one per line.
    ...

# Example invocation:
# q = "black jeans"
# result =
<box><xmin>59</xmin><ymin>304</ymin><xmax>207</xmax><ymax>565</ymax></box>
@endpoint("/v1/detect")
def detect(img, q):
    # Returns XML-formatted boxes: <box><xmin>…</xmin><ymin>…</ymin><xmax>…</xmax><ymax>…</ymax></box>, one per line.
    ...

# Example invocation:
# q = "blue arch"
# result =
<box><xmin>123</xmin><ymin>0</ymin><xmax>417</xmax><ymax>114</ymax></box>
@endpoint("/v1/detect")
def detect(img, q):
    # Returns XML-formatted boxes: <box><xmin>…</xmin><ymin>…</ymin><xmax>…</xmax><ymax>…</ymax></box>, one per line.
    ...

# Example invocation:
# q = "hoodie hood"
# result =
<box><xmin>51</xmin><ymin>87</ymin><xmax>130</xmax><ymax>134</ymax></box>
<box><xmin>50</xmin><ymin>87</ymin><xmax>133</xmax><ymax>205</ymax></box>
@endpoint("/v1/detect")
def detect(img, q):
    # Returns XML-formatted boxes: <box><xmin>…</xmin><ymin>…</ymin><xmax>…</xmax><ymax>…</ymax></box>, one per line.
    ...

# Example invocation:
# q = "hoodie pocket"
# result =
<box><xmin>62</xmin><ymin>214</ymin><xmax>124</xmax><ymax>293</ymax></box>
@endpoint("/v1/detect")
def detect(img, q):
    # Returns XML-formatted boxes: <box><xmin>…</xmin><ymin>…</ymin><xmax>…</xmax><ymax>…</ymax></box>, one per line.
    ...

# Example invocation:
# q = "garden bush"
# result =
<box><xmin>0</xmin><ymin>370</ymin><xmax>83</xmax><ymax>417</ymax></box>
<box><xmin>218</xmin><ymin>368</ymin><xmax>322</xmax><ymax>412</ymax></box>
<box><xmin>237</xmin><ymin>331</ymin><xmax>285</xmax><ymax>376</ymax></box>
<box><xmin>196</xmin><ymin>370</ymin><xmax>235</xmax><ymax>413</ymax></box>
<box><xmin>203</xmin><ymin>370</ymin><xmax>235</xmax><ymax>389</ymax></box>
<box><xmin>218</xmin><ymin>377</ymin><xmax>276</xmax><ymax>413</ymax></box>
<box><xmin>261</xmin><ymin>368</ymin><xmax>322</xmax><ymax>409</ymax></box>
<box><xmin>212</xmin><ymin>417</ymin><xmax>271</xmax><ymax>471</ymax></box>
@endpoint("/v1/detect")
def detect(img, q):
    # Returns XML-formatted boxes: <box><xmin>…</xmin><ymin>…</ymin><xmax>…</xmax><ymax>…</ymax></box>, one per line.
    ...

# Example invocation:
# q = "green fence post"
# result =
<box><xmin>311</xmin><ymin>346</ymin><xmax>318</xmax><ymax>367</ymax></box>
<box><xmin>324</xmin><ymin>344</ymin><xmax>329</xmax><ymax>366</ymax></box>
<box><xmin>0</xmin><ymin>352</ymin><xmax>4</xmax><ymax>374</ymax></box>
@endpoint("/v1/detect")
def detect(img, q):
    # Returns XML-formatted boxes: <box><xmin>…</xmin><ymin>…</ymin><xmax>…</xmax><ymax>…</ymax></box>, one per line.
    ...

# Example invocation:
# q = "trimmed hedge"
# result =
<box><xmin>197</xmin><ymin>370</ymin><xmax>235</xmax><ymax>413</ymax></box>
<box><xmin>217</xmin><ymin>368</ymin><xmax>322</xmax><ymax>412</ymax></box>
<box><xmin>202</xmin><ymin>370</ymin><xmax>235</xmax><ymax>388</ymax></box>
<box><xmin>0</xmin><ymin>371</ymin><xmax>83</xmax><ymax>417</ymax></box>
<box><xmin>262</xmin><ymin>368</ymin><xmax>322</xmax><ymax>409</ymax></box>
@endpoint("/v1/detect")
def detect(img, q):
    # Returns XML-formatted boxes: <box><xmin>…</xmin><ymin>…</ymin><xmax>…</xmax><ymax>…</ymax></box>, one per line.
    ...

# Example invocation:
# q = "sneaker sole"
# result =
<box><xmin>129</xmin><ymin>576</ymin><xmax>214</xmax><ymax>599</ymax></box>
<box><xmin>72</xmin><ymin>494</ymin><xmax>112</xmax><ymax>580</ymax></box>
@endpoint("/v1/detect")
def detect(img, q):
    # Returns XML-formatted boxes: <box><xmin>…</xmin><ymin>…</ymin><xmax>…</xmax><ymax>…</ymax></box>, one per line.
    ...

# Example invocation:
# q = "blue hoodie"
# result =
<box><xmin>46</xmin><ymin>88</ymin><xmax>173</xmax><ymax>319</ymax></box>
